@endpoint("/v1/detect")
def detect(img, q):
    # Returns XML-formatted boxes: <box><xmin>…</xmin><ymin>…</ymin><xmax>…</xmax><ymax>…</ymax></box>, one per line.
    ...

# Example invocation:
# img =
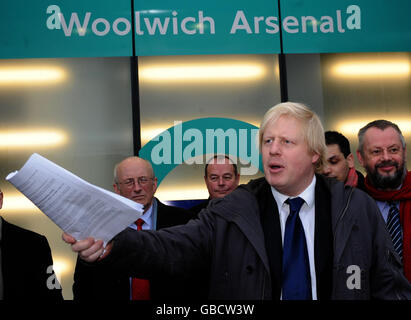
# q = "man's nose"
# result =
<box><xmin>381</xmin><ymin>149</ymin><xmax>392</xmax><ymax>161</ymax></box>
<box><xmin>132</xmin><ymin>181</ymin><xmax>142</xmax><ymax>192</ymax></box>
<box><xmin>269</xmin><ymin>140</ymin><xmax>281</xmax><ymax>155</ymax></box>
<box><xmin>322</xmin><ymin>164</ymin><xmax>331</xmax><ymax>175</ymax></box>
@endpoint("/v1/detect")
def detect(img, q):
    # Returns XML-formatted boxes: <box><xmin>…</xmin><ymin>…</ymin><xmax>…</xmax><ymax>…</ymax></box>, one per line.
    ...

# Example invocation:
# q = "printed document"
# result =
<box><xmin>6</xmin><ymin>153</ymin><xmax>143</xmax><ymax>245</ymax></box>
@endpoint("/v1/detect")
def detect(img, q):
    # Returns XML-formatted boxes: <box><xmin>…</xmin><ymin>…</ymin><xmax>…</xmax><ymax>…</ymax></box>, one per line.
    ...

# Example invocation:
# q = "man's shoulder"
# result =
<box><xmin>189</xmin><ymin>199</ymin><xmax>209</xmax><ymax>214</ymax></box>
<box><xmin>205</xmin><ymin>178</ymin><xmax>267</xmax><ymax>217</ymax></box>
<box><xmin>241</xmin><ymin>177</ymin><xmax>270</xmax><ymax>196</ymax></box>
<box><xmin>2</xmin><ymin>217</ymin><xmax>47</xmax><ymax>243</ymax></box>
<box><xmin>156</xmin><ymin>199</ymin><xmax>195</xmax><ymax>228</ymax></box>
<box><xmin>318</xmin><ymin>175</ymin><xmax>380</xmax><ymax>224</ymax></box>
<box><xmin>1</xmin><ymin>218</ymin><xmax>50</xmax><ymax>260</ymax></box>
<box><xmin>317</xmin><ymin>174</ymin><xmax>372</xmax><ymax>201</ymax></box>
<box><xmin>157</xmin><ymin>199</ymin><xmax>189</xmax><ymax>214</ymax></box>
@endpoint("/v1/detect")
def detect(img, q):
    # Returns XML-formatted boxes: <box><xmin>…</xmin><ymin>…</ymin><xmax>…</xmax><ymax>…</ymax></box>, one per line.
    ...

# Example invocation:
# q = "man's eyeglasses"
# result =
<box><xmin>117</xmin><ymin>177</ymin><xmax>154</xmax><ymax>188</ymax></box>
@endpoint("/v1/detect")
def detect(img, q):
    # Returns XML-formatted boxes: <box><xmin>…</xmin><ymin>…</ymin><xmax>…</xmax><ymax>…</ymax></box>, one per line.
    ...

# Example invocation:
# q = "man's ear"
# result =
<box><xmin>346</xmin><ymin>153</ymin><xmax>355</xmax><ymax>169</ymax></box>
<box><xmin>311</xmin><ymin>153</ymin><xmax>320</xmax><ymax>165</ymax></box>
<box><xmin>356</xmin><ymin>150</ymin><xmax>365</xmax><ymax>167</ymax></box>
<box><xmin>113</xmin><ymin>183</ymin><xmax>120</xmax><ymax>195</ymax></box>
<box><xmin>153</xmin><ymin>177</ymin><xmax>158</xmax><ymax>192</ymax></box>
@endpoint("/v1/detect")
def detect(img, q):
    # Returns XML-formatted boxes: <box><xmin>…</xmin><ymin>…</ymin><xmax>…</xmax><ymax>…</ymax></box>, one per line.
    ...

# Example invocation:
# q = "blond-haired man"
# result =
<box><xmin>65</xmin><ymin>102</ymin><xmax>411</xmax><ymax>300</ymax></box>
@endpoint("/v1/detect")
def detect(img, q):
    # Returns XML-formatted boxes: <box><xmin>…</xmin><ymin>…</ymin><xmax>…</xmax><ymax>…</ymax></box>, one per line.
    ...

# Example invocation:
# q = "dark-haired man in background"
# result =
<box><xmin>190</xmin><ymin>154</ymin><xmax>240</xmax><ymax>214</ymax></box>
<box><xmin>322</xmin><ymin>131</ymin><xmax>365</xmax><ymax>190</ymax></box>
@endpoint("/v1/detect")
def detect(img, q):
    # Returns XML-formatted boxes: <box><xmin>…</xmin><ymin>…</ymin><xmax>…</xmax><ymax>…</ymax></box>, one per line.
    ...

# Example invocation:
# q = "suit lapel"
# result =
<box><xmin>155</xmin><ymin>200</ymin><xmax>164</xmax><ymax>230</ymax></box>
<box><xmin>257</xmin><ymin>181</ymin><xmax>283</xmax><ymax>299</ymax></box>
<box><xmin>314</xmin><ymin>176</ymin><xmax>333</xmax><ymax>300</ymax></box>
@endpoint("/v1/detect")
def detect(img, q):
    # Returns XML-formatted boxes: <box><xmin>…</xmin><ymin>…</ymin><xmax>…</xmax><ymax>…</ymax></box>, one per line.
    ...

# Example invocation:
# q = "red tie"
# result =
<box><xmin>131</xmin><ymin>218</ymin><xmax>150</xmax><ymax>300</ymax></box>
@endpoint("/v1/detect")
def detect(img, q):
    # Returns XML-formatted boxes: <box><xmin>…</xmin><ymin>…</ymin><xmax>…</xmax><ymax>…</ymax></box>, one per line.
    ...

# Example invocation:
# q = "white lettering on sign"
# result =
<box><xmin>46</xmin><ymin>5</ymin><xmax>361</xmax><ymax>37</ymax></box>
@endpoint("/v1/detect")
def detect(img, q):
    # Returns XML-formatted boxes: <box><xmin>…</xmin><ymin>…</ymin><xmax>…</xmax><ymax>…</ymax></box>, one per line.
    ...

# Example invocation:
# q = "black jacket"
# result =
<box><xmin>189</xmin><ymin>198</ymin><xmax>210</xmax><ymax>215</ymax></box>
<box><xmin>1</xmin><ymin>217</ymin><xmax>63</xmax><ymax>300</ymax></box>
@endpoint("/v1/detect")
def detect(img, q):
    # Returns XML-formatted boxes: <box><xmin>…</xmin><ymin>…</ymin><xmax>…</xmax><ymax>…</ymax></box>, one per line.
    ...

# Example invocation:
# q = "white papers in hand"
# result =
<box><xmin>6</xmin><ymin>153</ymin><xmax>143</xmax><ymax>245</ymax></box>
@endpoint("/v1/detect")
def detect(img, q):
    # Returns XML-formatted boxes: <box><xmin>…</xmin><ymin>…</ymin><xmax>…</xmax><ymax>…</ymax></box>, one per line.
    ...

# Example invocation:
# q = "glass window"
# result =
<box><xmin>286</xmin><ymin>52</ymin><xmax>411</xmax><ymax>172</ymax></box>
<box><xmin>138</xmin><ymin>54</ymin><xmax>281</xmax><ymax>200</ymax></box>
<box><xmin>320</xmin><ymin>52</ymin><xmax>411</xmax><ymax>170</ymax></box>
<box><xmin>0</xmin><ymin>57</ymin><xmax>133</xmax><ymax>299</ymax></box>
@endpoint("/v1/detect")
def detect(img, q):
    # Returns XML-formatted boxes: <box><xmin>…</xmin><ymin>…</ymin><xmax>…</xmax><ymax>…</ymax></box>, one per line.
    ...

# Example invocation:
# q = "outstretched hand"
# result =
<box><xmin>62</xmin><ymin>232</ymin><xmax>112</xmax><ymax>262</ymax></box>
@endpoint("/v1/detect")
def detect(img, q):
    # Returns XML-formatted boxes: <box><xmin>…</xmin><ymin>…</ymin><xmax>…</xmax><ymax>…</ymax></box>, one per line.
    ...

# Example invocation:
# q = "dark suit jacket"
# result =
<box><xmin>1</xmin><ymin>217</ymin><xmax>63</xmax><ymax>300</ymax></box>
<box><xmin>73</xmin><ymin>198</ymin><xmax>206</xmax><ymax>300</ymax></box>
<box><xmin>189</xmin><ymin>198</ymin><xmax>210</xmax><ymax>215</ymax></box>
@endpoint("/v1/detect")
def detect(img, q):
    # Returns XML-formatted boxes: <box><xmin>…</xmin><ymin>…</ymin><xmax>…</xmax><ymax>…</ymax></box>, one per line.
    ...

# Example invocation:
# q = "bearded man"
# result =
<box><xmin>357</xmin><ymin>119</ymin><xmax>411</xmax><ymax>283</ymax></box>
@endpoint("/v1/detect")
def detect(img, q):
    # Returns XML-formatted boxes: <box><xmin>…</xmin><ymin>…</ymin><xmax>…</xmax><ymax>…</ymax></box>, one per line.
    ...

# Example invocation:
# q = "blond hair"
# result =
<box><xmin>259</xmin><ymin>102</ymin><xmax>326</xmax><ymax>173</ymax></box>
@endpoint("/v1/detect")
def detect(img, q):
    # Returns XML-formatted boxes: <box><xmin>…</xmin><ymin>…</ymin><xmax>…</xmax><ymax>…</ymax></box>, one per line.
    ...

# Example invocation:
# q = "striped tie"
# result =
<box><xmin>387</xmin><ymin>201</ymin><xmax>403</xmax><ymax>260</ymax></box>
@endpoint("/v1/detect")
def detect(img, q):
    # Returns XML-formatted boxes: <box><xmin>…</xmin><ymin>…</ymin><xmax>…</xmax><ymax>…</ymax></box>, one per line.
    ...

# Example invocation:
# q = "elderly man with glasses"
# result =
<box><xmin>72</xmin><ymin>156</ymin><xmax>200</xmax><ymax>300</ymax></box>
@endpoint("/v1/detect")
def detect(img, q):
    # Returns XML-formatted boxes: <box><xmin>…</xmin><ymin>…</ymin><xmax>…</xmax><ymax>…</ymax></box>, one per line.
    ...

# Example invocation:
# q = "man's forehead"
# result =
<box><xmin>209</xmin><ymin>166</ymin><xmax>234</xmax><ymax>173</ymax></box>
<box><xmin>364</xmin><ymin>127</ymin><xmax>402</xmax><ymax>146</ymax></box>
<box><xmin>267</xmin><ymin>114</ymin><xmax>304</xmax><ymax>130</ymax></box>
<box><xmin>207</xmin><ymin>161</ymin><xmax>235</xmax><ymax>174</ymax></box>
<box><xmin>264</xmin><ymin>115</ymin><xmax>303</xmax><ymax>137</ymax></box>
<box><xmin>119</xmin><ymin>159</ymin><xmax>151</xmax><ymax>176</ymax></box>
<box><xmin>326</xmin><ymin>144</ymin><xmax>344</xmax><ymax>155</ymax></box>
<box><xmin>209</xmin><ymin>157</ymin><xmax>232</xmax><ymax>165</ymax></box>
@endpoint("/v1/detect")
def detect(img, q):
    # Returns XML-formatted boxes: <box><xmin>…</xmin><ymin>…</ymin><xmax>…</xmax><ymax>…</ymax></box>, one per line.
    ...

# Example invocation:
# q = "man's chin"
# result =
<box><xmin>370</xmin><ymin>171</ymin><xmax>404</xmax><ymax>190</ymax></box>
<box><xmin>217</xmin><ymin>193</ymin><xmax>228</xmax><ymax>197</ymax></box>
<box><xmin>376</xmin><ymin>168</ymin><xmax>396</xmax><ymax>178</ymax></box>
<box><xmin>132</xmin><ymin>197</ymin><xmax>146</xmax><ymax>204</ymax></box>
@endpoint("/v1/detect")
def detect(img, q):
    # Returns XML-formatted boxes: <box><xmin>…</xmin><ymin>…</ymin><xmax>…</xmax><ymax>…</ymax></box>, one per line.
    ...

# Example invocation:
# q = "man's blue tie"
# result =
<box><xmin>387</xmin><ymin>201</ymin><xmax>403</xmax><ymax>260</ymax></box>
<box><xmin>282</xmin><ymin>197</ymin><xmax>312</xmax><ymax>300</ymax></box>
